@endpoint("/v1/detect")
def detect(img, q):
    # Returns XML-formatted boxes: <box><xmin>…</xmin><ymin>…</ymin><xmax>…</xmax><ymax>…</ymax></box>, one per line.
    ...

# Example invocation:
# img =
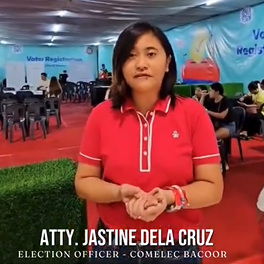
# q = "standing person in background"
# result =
<box><xmin>59</xmin><ymin>70</ymin><xmax>68</xmax><ymax>85</ymax></box>
<box><xmin>59</xmin><ymin>70</ymin><xmax>68</xmax><ymax>100</ymax></box>
<box><xmin>99</xmin><ymin>64</ymin><xmax>108</xmax><ymax>80</ymax></box>
<box><xmin>38</xmin><ymin>73</ymin><xmax>49</xmax><ymax>91</ymax></box>
<box><xmin>101</xmin><ymin>64</ymin><xmax>108</xmax><ymax>74</ymax></box>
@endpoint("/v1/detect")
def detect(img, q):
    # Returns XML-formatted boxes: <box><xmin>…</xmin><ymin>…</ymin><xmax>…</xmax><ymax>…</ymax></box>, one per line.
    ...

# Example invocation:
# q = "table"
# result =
<box><xmin>3</xmin><ymin>90</ymin><xmax>43</xmax><ymax>95</ymax></box>
<box><xmin>90</xmin><ymin>86</ymin><xmax>110</xmax><ymax>107</ymax></box>
<box><xmin>2</xmin><ymin>90</ymin><xmax>45</xmax><ymax>103</ymax></box>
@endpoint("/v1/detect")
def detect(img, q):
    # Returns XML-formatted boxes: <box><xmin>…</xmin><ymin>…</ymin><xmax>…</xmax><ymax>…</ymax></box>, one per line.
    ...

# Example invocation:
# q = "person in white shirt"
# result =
<box><xmin>38</xmin><ymin>72</ymin><xmax>50</xmax><ymax>90</ymax></box>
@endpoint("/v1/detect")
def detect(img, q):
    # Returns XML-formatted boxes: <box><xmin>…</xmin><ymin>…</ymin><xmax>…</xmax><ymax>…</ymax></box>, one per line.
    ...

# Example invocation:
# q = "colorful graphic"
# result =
<box><xmin>181</xmin><ymin>29</ymin><xmax>220</xmax><ymax>84</ymax></box>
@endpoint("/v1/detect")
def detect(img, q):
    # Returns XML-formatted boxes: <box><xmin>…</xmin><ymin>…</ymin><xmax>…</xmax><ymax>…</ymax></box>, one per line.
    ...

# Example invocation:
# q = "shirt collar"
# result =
<box><xmin>120</xmin><ymin>96</ymin><xmax>171</xmax><ymax>114</ymax></box>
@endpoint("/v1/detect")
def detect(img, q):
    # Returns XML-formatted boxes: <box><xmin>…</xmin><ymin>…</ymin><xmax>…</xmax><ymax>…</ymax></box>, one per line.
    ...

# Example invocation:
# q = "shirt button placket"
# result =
<box><xmin>142</xmin><ymin>121</ymin><xmax>149</xmax><ymax>171</ymax></box>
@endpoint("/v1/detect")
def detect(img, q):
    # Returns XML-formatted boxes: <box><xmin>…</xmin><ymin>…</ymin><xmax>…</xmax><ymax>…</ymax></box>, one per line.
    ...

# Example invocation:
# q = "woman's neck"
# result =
<box><xmin>132</xmin><ymin>92</ymin><xmax>159</xmax><ymax>115</ymax></box>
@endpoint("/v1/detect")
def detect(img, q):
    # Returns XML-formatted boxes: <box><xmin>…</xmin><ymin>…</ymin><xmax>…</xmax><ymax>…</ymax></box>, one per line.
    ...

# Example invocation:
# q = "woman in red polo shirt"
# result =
<box><xmin>75</xmin><ymin>21</ymin><xmax>223</xmax><ymax>264</ymax></box>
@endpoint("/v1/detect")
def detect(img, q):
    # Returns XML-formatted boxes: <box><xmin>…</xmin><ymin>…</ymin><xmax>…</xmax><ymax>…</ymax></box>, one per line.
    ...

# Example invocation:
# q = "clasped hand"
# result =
<box><xmin>120</xmin><ymin>184</ymin><xmax>168</xmax><ymax>222</ymax></box>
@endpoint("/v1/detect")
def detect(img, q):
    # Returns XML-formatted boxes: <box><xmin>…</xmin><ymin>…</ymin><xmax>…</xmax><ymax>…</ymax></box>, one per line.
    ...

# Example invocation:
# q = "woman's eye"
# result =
<box><xmin>148</xmin><ymin>52</ymin><xmax>156</xmax><ymax>57</ymax></box>
<box><xmin>129</xmin><ymin>53</ymin><xmax>136</xmax><ymax>57</ymax></box>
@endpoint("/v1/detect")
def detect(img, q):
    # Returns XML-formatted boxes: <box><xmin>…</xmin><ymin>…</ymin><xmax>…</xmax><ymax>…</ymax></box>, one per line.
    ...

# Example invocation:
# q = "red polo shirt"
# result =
<box><xmin>78</xmin><ymin>96</ymin><xmax>220</xmax><ymax>240</ymax></box>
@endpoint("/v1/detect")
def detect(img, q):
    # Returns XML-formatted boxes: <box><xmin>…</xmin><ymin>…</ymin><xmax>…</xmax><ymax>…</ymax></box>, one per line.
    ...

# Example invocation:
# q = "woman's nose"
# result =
<box><xmin>135</xmin><ymin>56</ymin><xmax>147</xmax><ymax>70</ymax></box>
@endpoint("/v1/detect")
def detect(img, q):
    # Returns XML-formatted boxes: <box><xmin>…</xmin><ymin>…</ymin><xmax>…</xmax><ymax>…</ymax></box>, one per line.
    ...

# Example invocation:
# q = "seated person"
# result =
<box><xmin>238</xmin><ymin>81</ymin><xmax>264</xmax><ymax>138</ymax></box>
<box><xmin>192</xmin><ymin>85</ymin><xmax>208</xmax><ymax>102</ymax></box>
<box><xmin>46</xmin><ymin>76</ymin><xmax>62</xmax><ymax>98</ymax></box>
<box><xmin>37</xmin><ymin>72</ymin><xmax>50</xmax><ymax>91</ymax></box>
<box><xmin>260</xmin><ymin>79</ymin><xmax>264</xmax><ymax>90</ymax></box>
<box><xmin>201</xmin><ymin>82</ymin><xmax>236</xmax><ymax>140</ymax></box>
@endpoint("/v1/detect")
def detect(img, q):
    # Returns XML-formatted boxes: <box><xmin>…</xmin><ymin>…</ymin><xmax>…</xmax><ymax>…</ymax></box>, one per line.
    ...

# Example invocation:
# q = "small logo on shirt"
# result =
<box><xmin>172</xmin><ymin>131</ymin><xmax>179</xmax><ymax>138</ymax></box>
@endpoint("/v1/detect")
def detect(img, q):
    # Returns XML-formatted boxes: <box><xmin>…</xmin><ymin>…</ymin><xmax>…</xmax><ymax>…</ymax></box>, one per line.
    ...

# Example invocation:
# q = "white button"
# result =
<box><xmin>150</xmin><ymin>112</ymin><xmax>154</xmax><ymax>116</ymax></box>
<box><xmin>143</xmin><ymin>151</ymin><xmax>147</xmax><ymax>156</ymax></box>
<box><xmin>144</xmin><ymin>123</ymin><xmax>148</xmax><ymax>128</ymax></box>
<box><xmin>144</xmin><ymin>136</ymin><xmax>148</xmax><ymax>141</ymax></box>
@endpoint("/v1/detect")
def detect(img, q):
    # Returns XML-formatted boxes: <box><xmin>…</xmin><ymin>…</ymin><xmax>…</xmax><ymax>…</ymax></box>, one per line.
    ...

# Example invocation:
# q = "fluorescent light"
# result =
<box><xmin>58</xmin><ymin>10</ymin><xmax>67</xmax><ymax>17</ymax></box>
<box><xmin>93</xmin><ymin>43</ymin><xmax>100</xmax><ymax>46</ymax></box>
<box><xmin>108</xmin><ymin>37</ymin><xmax>118</xmax><ymax>43</ymax></box>
<box><xmin>51</xmin><ymin>36</ymin><xmax>55</xmax><ymax>42</ymax></box>
<box><xmin>53</xmin><ymin>24</ymin><xmax>60</xmax><ymax>32</ymax></box>
<box><xmin>206</xmin><ymin>0</ymin><xmax>221</xmax><ymax>5</ymax></box>
<box><xmin>48</xmin><ymin>43</ymin><xmax>52</xmax><ymax>46</ymax></box>
<box><xmin>0</xmin><ymin>40</ymin><xmax>8</xmax><ymax>44</ymax></box>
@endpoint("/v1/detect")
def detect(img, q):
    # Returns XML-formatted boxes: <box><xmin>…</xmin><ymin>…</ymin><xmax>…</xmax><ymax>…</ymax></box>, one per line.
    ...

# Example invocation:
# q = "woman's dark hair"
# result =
<box><xmin>196</xmin><ymin>85</ymin><xmax>207</xmax><ymax>90</ymax></box>
<box><xmin>41</xmin><ymin>72</ymin><xmax>47</xmax><ymax>77</ymax></box>
<box><xmin>49</xmin><ymin>76</ymin><xmax>61</xmax><ymax>96</ymax></box>
<box><xmin>261</xmin><ymin>79</ymin><xmax>264</xmax><ymax>85</ymax></box>
<box><xmin>210</xmin><ymin>82</ymin><xmax>224</xmax><ymax>96</ymax></box>
<box><xmin>111</xmin><ymin>21</ymin><xmax>177</xmax><ymax>109</ymax></box>
<box><xmin>248</xmin><ymin>81</ymin><xmax>259</xmax><ymax>92</ymax></box>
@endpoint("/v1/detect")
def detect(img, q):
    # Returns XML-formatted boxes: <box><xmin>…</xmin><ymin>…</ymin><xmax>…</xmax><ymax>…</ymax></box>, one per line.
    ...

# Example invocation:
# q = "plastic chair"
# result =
<box><xmin>44</xmin><ymin>98</ymin><xmax>61</xmax><ymax>130</ymax></box>
<box><xmin>1</xmin><ymin>98</ymin><xmax>18</xmax><ymax>132</ymax></box>
<box><xmin>229</xmin><ymin>106</ymin><xmax>246</xmax><ymax>161</ymax></box>
<box><xmin>27</xmin><ymin>102</ymin><xmax>47</xmax><ymax>140</ymax></box>
<box><xmin>5</xmin><ymin>103</ymin><xmax>26</xmax><ymax>143</ymax></box>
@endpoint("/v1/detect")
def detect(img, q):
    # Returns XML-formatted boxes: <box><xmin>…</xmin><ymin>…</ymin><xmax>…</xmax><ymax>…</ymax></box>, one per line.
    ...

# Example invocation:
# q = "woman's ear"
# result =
<box><xmin>166</xmin><ymin>55</ymin><xmax>171</xmax><ymax>72</ymax></box>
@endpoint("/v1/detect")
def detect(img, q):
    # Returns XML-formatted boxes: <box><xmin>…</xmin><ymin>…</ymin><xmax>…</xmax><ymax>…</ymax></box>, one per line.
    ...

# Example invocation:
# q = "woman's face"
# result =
<box><xmin>122</xmin><ymin>33</ymin><xmax>170</xmax><ymax>94</ymax></box>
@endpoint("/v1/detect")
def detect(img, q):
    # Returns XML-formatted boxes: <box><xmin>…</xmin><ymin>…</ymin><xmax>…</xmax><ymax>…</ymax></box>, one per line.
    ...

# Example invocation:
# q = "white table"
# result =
<box><xmin>3</xmin><ymin>90</ymin><xmax>43</xmax><ymax>95</ymax></box>
<box><xmin>93</xmin><ymin>86</ymin><xmax>110</xmax><ymax>89</ymax></box>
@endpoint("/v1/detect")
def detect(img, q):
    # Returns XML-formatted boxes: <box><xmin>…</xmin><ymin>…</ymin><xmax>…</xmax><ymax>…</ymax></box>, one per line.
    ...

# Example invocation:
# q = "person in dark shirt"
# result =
<box><xmin>201</xmin><ymin>82</ymin><xmax>235</xmax><ymax>140</ymax></box>
<box><xmin>59</xmin><ymin>70</ymin><xmax>68</xmax><ymax>85</ymax></box>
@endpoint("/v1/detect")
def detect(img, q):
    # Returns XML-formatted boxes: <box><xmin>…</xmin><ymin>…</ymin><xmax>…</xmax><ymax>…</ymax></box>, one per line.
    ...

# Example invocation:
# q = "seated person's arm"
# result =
<box><xmin>240</xmin><ymin>96</ymin><xmax>258</xmax><ymax>108</ymax></box>
<box><xmin>239</xmin><ymin>92</ymin><xmax>252</xmax><ymax>101</ymax></box>
<box><xmin>75</xmin><ymin>108</ymin><xmax>122</xmax><ymax>203</ymax></box>
<box><xmin>243</xmin><ymin>99</ymin><xmax>258</xmax><ymax>108</ymax></box>
<box><xmin>207</xmin><ymin>98</ymin><xmax>229</xmax><ymax>119</ymax></box>
<box><xmin>199</xmin><ymin>91</ymin><xmax>208</xmax><ymax>106</ymax></box>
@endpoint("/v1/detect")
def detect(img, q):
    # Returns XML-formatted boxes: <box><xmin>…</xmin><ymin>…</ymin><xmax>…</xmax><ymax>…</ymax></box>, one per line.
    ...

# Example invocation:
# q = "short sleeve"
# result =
<box><xmin>191</xmin><ymin>103</ymin><xmax>220</xmax><ymax>166</ymax></box>
<box><xmin>78</xmin><ymin>108</ymin><xmax>101</xmax><ymax>167</ymax></box>
<box><xmin>219</xmin><ymin>97</ymin><xmax>229</xmax><ymax>112</ymax></box>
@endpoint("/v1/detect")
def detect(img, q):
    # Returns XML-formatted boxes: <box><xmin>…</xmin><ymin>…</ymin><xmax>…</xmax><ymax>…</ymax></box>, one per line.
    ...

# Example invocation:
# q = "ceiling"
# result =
<box><xmin>0</xmin><ymin>0</ymin><xmax>263</xmax><ymax>46</ymax></box>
